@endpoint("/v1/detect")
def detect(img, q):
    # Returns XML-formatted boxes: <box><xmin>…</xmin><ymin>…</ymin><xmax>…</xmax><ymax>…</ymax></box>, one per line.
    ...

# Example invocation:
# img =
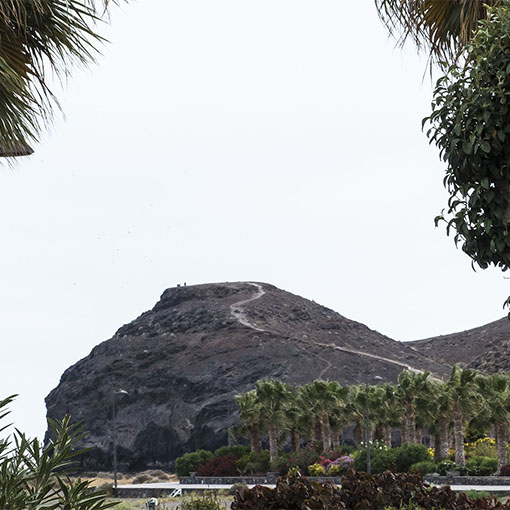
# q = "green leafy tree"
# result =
<box><xmin>0</xmin><ymin>1</ymin><xmax>122</xmax><ymax>155</ymax></box>
<box><xmin>425</xmin><ymin>3</ymin><xmax>510</xmax><ymax>308</ymax></box>
<box><xmin>0</xmin><ymin>395</ymin><xmax>115</xmax><ymax>509</ymax></box>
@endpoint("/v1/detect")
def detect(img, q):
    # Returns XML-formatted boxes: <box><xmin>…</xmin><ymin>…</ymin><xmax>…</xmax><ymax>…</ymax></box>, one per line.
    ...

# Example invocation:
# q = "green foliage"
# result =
<box><xmin>175</xmin><ymin>450</ymin><xmax>214</xmax><ymax>477</ymax></box>
<box><xmin>466</xmin><ymin>456</ymin><xmax>498</xmax><ymax>476</ymax></box>
<box><xmin>409</xmin><ymin>461</ymin><xmax>438</xmax><ymax>476</ymax></box>
<box><xmin>426</xmin><ymin>2</ymin><xmax>510</xmax><ymax>303</ymax></box>
<box><xmin>213</xmin><ymin>445</ymin><xmax>250</xmax><ymax>459</ymax></box>
<box><xmin>370</xmin><ymin>449</ymin><xmax>398</xmax><ymax>475</ymax></box>
<box><xmin>393</xmin><ymin>444</ymin><xmax>430</xmax><ymax>473</ymax></box>
<box><xmin>178</xmin><ymin>493</ymin><xmax>223</xmax><ymax>510</ymax></box>
<box><xmin>0</xmin><ymin>395</ymin><xmax>116</xmax><ymax>510</ymax></box>
<box><xmin>436</xmin><ymin>459</ymin><xmax>469</xmax><ymax>476</ymax></box>
<box><xmin>236</xmin><ymin>450</ymin><xmax>270</xmax><ymax>475</ymax></box>
<box><xmin>282</xmin><ymin>445</ymin><xmax>322</xmax><ymax>475</ymax></box>
<box><xmin>463</xmin><ymin>489</ymin><xmax>491</xmax><ymax>500</ymax></box>
<box><xmin>338</xmin><ymin>443</ymin><xmax>355</xmax><ymax>455</ymax></box>
<box><xmin>270</xmin><ymin>453</ymin><xmax>290</xmax><ymax>475</ymax></box>
<box><xmin>355</xmin><ymin>445</ymin><xmax>429</xmax><ymax>474</ymax></box>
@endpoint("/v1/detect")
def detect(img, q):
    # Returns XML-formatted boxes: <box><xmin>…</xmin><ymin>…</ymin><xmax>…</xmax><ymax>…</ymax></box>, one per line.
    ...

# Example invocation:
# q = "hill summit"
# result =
<box><xmin>45</xmin><ymin>281</ymin><xmax>448</xmax><ymax>469</ymax></box>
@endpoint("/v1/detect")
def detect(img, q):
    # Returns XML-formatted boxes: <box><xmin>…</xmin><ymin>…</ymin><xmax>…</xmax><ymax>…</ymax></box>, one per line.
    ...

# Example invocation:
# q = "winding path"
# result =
<box><xmin>229</xmin><ymin>282</ymin><xmax>424</xmax><ymax>374</ymax></box>
<box><xmin>296</xmin><ymin>337</ymin><xmax>423</xmax><ymax>374</ymax></box>
<box><xmin>230</xmin><ymin>283</ymin><xmax>265</xmax><ymax>332</ymax></box>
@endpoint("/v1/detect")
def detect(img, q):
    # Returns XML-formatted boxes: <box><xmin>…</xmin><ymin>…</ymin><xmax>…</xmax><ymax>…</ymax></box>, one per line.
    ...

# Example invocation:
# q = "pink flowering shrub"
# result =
<box><xmin>318</xmin><ymin>452</ymin><xmax>354</xmax><ymax>475</ymax></box>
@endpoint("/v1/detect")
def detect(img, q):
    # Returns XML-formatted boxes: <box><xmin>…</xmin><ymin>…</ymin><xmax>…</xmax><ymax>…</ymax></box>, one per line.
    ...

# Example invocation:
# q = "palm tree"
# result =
<box><xmin>476</xmin><ymin>372</ymin><xmax>510</xmax><ymax>472</ymax></box>
<box><xmin>446</xmin><ymin>366</ymin><xmax>480</xmax><ymax>466</ymax></box>
<box><xmin>235</xmin><ymin>390</ymin><xmax>263</xmax><ymax>453</ymax></box>
<box><xmin>283</xmin><ymin>385</ymin><xmax>312</xmax><ymax>452</ymax></box>
<box><xmin>371</xmin><ymin>383</ymin><xmax>401</xmax><ymax>448</ymax></box>
<box><xmin>396</xmin><ymin>370</ymin><xmax>433</xmax><ymax>445</ymax></box>
<box><xmin>430</xmin><ymin>381</ymin><xmax>451</xmax><ymax>462</ymax></box>
<box><xmin>255</xmin><ymin>379</ymin><xmax>292</xmax><ymax>462</ymax></box>
<box><xmin>375</xmin><ymin>0</ymin><xmax>502</xmax><ymax>65</ymax></box>
<box><xmin>344</xmin><ymin>385</ymin><xmax>366</xmax><ymax>447</ymax></box>
<box><xmin>0</xmin><ymin>1</ymin><xmax>121</xmax><ymax>155</ymax></box>
<box><xmin>301</xmin><ymin>380</ymin><xmax>348</xmax><ymax>453</ymax></box>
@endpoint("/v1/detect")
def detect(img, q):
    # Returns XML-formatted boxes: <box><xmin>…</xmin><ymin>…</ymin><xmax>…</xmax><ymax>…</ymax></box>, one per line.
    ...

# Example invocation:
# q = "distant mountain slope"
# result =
<box><xmin>45</xmin><ymin>282</ymin><xmax>448</xmax><ymax>470</ymax></box>
<box><xmin>409</xmin><ymin>317</ymin><xmax>510</xmax><ymax>371</ymax></box>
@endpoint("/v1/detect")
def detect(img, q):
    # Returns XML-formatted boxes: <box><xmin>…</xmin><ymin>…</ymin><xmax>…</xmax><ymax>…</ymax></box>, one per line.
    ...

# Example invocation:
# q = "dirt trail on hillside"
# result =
<box><xmin>230</xmin><ymin>283</ymin><xmax>265</xmax><ymax>332</ymax></box>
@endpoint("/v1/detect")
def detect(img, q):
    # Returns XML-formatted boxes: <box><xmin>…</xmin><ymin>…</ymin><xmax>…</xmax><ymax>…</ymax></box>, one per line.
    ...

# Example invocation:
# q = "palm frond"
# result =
<box><xmin>375</xmin><ymin>0</ymin><xmax>503</xmax><ymax>65</ymax></box>
<box><xmin>0</xmin><ymin>0</ymin><xmax>123</xmax><ymax>157</ymax></box>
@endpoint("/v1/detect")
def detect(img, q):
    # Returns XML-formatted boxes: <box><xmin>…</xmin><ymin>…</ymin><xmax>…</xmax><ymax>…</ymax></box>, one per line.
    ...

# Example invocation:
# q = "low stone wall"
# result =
<box><xmin>179</xmin><ymin>472</ymin><xmax>342</xmax><ymax>485</ymax></box>
<box><xmin>424</xmin><ymin>475</ymin><xmax>510</xmax><ymax>486</ymax></box>
<box><xmin>181</xmin><ymin>473</ymin><xmax>510</xmax><ymax>486</ymax></box>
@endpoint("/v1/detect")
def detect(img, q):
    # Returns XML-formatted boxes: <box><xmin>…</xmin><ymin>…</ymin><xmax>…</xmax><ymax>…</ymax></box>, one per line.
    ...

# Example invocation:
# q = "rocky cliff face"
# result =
<box><xmin>45</xmin><ymin>282</ymin><xmax>448</xmax><ymax>470</ymax></box>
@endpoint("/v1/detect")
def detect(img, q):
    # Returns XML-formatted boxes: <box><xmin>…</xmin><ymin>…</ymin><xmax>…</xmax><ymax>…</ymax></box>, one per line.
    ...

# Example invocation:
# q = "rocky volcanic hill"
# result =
<box><xmin>409</xmin><ymin>317</ymin><xmax>510</xmax><ymax>372</ymax></box>
<box><xmin>45</xmin><ymin>282</ymin><xmax>448</xmax><ymax>470</ymax></box>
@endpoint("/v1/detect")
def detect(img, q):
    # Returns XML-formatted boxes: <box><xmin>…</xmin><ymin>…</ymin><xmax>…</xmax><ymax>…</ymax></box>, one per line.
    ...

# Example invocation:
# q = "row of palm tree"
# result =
<box><xmin>235</xmin><ymin>367</ymin><xmax>510</xmax><ymax>471</ymax></box>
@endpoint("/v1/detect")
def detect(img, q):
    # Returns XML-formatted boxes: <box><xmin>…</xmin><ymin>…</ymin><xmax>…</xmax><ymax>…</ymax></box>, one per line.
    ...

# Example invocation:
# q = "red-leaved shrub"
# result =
<box><xmin>197</xmin><ymin>454</ymin><xmax>238</xmax><ymax>476</ymax></box>
<box><xmin>500</xmin><ymin>464</ymin><xmax>510</xmax><ymax>476</ymax></box>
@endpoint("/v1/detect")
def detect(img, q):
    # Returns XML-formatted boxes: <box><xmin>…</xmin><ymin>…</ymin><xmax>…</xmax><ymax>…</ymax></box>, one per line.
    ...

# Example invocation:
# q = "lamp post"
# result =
<box><xmin>366</xmin><ymin>375</ymin><xmax>383</xmax><ymax>475</ymax></box>
<box><xmin>113</xmin><ymin>389</ymin><xmax>128</xmax><ymax>490</ymax></box>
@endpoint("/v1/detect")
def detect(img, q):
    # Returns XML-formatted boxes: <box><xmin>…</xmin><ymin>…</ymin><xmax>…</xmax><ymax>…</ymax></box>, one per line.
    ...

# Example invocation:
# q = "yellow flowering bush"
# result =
<box><xmin>427</xmin><ymin>448</ymin><xmax>434</xmax><ymax>459</ymax></box>
<box><xmin>465</xmin><ymin>437</ymin><xmax>496</xmax><ymax>459</ymax></box>
<box><xmin>307</xmin><ymin>463</ymin><xmax>326</xmax><ymax>476</ymax></box>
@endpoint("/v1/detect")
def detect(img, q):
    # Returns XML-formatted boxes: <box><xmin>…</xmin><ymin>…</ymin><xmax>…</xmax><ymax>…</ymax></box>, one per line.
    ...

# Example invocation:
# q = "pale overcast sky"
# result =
<box><xmin>1</xmin><ymin>0</ymin><xmax>508</xmax><ymax>440</ymax></box>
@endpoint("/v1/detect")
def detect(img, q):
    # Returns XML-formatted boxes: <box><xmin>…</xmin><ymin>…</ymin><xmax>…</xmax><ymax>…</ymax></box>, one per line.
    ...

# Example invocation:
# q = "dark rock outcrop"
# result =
<box><xmin>45</xmin><ymin>282</ymin><xmax>448</xmax><ymax>470</ymax></box>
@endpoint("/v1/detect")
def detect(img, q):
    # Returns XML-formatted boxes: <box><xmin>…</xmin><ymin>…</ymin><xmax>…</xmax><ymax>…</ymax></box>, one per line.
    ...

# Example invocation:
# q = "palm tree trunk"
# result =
<box><xmin>407</xmin><ymin>404</ymin><xmax>416</xmax><ymax>444</ymax></box>
<box><xmin>313</xmin><ymin>418</ymin><xmax>321</xmax><ymax>445</ymax></box>
<box><xmin>429</xmin><ymin>434</ymin><xmax>435</xmax><ymax>449</ymax></box>
<box><xmin>374</xmin><ymin>423</ymin><xmax>384</xmax><ymax>442</ymax></box>
<box><xmin>290</xmin><ymin>428</ymin><xmax>300</xmax><ymax>452</ymax></box>
<box><xmin>453</xmin><ymin>400</ymin><xmax>466</xmax><ymax>466</ymax></box>
<box><xmin>416</xmin><ymin>427</ymin><xmax>422</xmax><ymax>445</ymax></box>
<box><xmin>250</xmin><ymin>425</ymin><xmax>262</xmax><ymax>453</ymax></box>
<box><xmin>436</xmin><ymin>417</ymin><xmax>449</xmax><ymax>461</ymax></box>
<box><xmin>354</xmin><ymin>420</ymin><xmax>362</xmax><ymax>447</ymax></box>
<box><xmin>496</xmin><ymin>421</ymin><xmax>507</xmax><ymax>474</ymax></box>
<box><xmin>401</xmin><ymin>415</ymin><xmax>408</xmax><ymax>445</ymax></box>
<box><xmin>383</xmin><ymin>426</ymin><xmax>392</xmax><ymax>448</ymax></box>
<box><xmin>268</xmin><ymin>424</ymin><xmax>278</xmax><ymax>463</ymax></box>
<box><xmin>320</xmin><ymin>410</ymin><xmax>331</xmax><ymax>452</ymax></box>
<box><xmin>331</xmin><ymin>426</ymin><xmax>340</xmax><ymax>450</ymax></box>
